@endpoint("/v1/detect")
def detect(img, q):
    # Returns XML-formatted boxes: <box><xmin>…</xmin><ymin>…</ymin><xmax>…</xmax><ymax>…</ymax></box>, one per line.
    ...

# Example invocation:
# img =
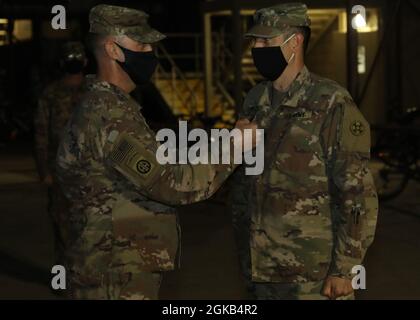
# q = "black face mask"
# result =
<box><xmin>115</xmin><ymin>43</ymin><xmax>158</xmax><ymax>85</ymax></box>
<box><xmin>251</xmin><ymin>34</ymin><xmax>296</xmax><ymax>81</ymax></box>
<box><xmin>252</xmin><ymin>46</ymin><xmax>288</xmax><ymax>81</ymax></box>
<box><xmin>64</xmin><ymin>60</ymin><xmax>84</xmax><ymax>74</ymax></box>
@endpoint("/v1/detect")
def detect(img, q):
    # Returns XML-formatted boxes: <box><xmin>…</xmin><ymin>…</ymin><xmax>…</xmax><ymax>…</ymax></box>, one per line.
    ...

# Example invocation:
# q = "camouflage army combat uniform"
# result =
<box><xmin>56</xmin><ymin>5</ymin><xmax>237</xmax><ymax>300</ymax></box>
<box><xmin>231</xmin><ymin>3</ymin><xmax>378</xmax><ymax>300</ymax></box>
<box><xmin>34</xmin><ymin>41</ymin><xmax>85</xmax><ymax>265</ymax></box>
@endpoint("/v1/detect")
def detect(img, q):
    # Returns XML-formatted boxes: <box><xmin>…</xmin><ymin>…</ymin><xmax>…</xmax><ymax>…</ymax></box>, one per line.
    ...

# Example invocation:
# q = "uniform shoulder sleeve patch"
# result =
<box><xmin>350</xmin><ymin>120</ymin><xmax>365</xmax><ymax>136</ymax></box>
<box><xmin>340</xmin><ymin>102</ymin><xmax>371</xmax><ymax>154</ymax></box>
<box><xmin>108</xmin><ymin>132</ymin><xmax>162</xmax><ymax>188</ymax></box>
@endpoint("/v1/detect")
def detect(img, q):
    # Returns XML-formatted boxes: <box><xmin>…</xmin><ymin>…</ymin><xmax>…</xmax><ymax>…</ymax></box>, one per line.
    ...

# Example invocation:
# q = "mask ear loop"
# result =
<box><xmin>280</xmin><ymin>33</ymin><xmax>296</xmax><ymax>47</ymax></box>
<box><xmin>287</xmin><ymin>52</ymin><xmax>295</xmax><ymax>63</ymax></box>
<box><xmin>280</xmin><ymin>33</ymin><xmax>296</xmax><ymax>64</ymax></box>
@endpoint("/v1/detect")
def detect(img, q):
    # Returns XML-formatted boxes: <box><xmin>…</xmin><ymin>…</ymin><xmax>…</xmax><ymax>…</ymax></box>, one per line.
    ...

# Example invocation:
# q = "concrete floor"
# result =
<box><xmin>0</xmin><ymin>144</ymin><xmax>419</xmax><ymax>299</ymax></box>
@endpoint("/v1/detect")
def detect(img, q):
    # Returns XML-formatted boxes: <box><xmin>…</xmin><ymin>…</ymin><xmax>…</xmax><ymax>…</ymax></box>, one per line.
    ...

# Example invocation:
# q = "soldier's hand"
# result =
<box><xmin>321</xmin><ymin>276</ymin><xmax>353</xmax><ymax>300</ymax></box>
<box><xmin>235</xmin><ymin>118</ymin><xmax>253</xmax><ymax>131</ymax></box>
<box><xmin>234</xmin><ymin>118</ymin><xmax>261</xmax><ymax>151</ymax></box>
<box><xmin>43</xmin><ymin>174</ymin><xmax>53</xmax><ymax>186</ymax></box>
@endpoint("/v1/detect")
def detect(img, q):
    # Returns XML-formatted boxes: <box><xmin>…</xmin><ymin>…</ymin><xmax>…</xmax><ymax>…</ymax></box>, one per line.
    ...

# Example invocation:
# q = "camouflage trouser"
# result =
<box><xmin>48</xmin><ymin>184</ymin><xmax>69</xmax><ymax>266</ymax></box>
<box><xmin>69</xmin><ymin>271</ymin><xmax>162</xmax><ymax>300</ymax></box>
<box><xmin>254</xmin><ymin>281</ymin><xmax>355</xmax><ymax>300</ymax></box>
<box><xmin>231</xmin><ymin>202</ymin><xmax>256</xmax><ymax>296</ymax></box>
<box><xmin>229</xmin><ymin>171</ymin><xmax>256</xmax><ymax>297</ymax></box>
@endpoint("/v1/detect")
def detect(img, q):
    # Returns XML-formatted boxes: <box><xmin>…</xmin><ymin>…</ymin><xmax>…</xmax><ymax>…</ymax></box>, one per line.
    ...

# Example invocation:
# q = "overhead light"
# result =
<box><xmin>358</xmin><ymin>45</ymin><xmax>366</xmax><ymax>74</ymax></box>
<box><xmin>338</xmin><ymin>9</ymin><xmax>378</xmax><ymax>33</ymax></box>
<box><xmin>353</xmin><ymin>13</ymin><xmax>367</xmax><ymax>29</ymax></box>
<box><xmin>13</xmin><ymin>20</ymin><xmax>33</xmax><ymax>41</ymax></box>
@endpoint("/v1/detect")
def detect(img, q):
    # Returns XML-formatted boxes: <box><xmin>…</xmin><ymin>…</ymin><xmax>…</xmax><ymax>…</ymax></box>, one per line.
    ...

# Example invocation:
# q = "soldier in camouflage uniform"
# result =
<box><xmin>34</xmin><ymin>41</ymin><xmax>86</xmax><ymax>266</ymax></box>
<box><xmin>231</xmin><ymin>3</ymin><xmax>378</xmax><ymax>300</ymax></box>
<box><xmin>56</xmin><ymin>4</ymin><xmax>257</xmax><ymax>300</ymax></box>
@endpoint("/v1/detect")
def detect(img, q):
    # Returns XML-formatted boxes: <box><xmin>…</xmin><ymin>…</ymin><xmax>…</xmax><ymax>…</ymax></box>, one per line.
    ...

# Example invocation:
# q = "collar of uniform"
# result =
<box><xmin>275</xmin><ymin>65</ymin><xmax>312</xmax><ymax>108</ymax></box>
<box><xmin>84</xmin><ymin>74</ymin><xmax>132</xmax><ymax>101</ymax></box>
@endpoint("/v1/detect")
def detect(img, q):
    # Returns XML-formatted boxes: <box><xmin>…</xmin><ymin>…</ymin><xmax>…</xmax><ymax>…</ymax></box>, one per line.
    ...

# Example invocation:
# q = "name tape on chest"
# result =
<box><xmin>286</xmin><ymin>110</ymin><xmax>313</xmax><ymax>120</ymax></box>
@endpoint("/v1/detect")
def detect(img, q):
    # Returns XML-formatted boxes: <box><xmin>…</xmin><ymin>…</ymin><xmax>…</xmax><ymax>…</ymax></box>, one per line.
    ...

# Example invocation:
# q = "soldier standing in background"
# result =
<box><xmin>34</xmin><ymin>41</ymin><xmax>87</xmax><ymax>267</ymax></box>
<box><xmin>231</xmin><ymin>3</ymin><xmax>378</xmax><ymax>300</ymax></box>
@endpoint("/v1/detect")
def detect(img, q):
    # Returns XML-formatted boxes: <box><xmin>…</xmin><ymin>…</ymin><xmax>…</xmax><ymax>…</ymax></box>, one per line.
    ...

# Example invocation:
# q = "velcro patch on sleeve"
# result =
<box><xmin>340</xmin><ymin>104</ymin><xmax>370</xmax><ymax>154</ymax></box>
<box><xmin>109</xmin><ymin>132</ymin><xmax>162</xmax><ymax>188</ymax></box>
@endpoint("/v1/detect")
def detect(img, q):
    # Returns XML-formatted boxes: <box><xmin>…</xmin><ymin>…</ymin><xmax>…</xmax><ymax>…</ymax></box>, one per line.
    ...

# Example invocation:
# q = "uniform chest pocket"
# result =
<box><xmin>280</xmin><ymin>109</ymin><xmax>321</xmax><ymax>154</ymax></box>
<box><xmin>268</xmin><ymin>108</ymin><xmax>326</xmax><ymax>176</ymax></box>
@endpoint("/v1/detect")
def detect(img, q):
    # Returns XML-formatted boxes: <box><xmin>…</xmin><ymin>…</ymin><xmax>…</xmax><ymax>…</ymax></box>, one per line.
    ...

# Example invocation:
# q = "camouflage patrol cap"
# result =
<box><xmin>89</xmin><ymin>4</ymin><xmax>166</xmax><ymax>44</ymax></box>
<box><xmin>245</xmin><ymin>2</ymin><xmax>311</xmax><ymax>39</ymax></box>
<box><xmin>62</xmin><ymin>41</ymin><xmax>86</xmax><ymax>61</ymax></box>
